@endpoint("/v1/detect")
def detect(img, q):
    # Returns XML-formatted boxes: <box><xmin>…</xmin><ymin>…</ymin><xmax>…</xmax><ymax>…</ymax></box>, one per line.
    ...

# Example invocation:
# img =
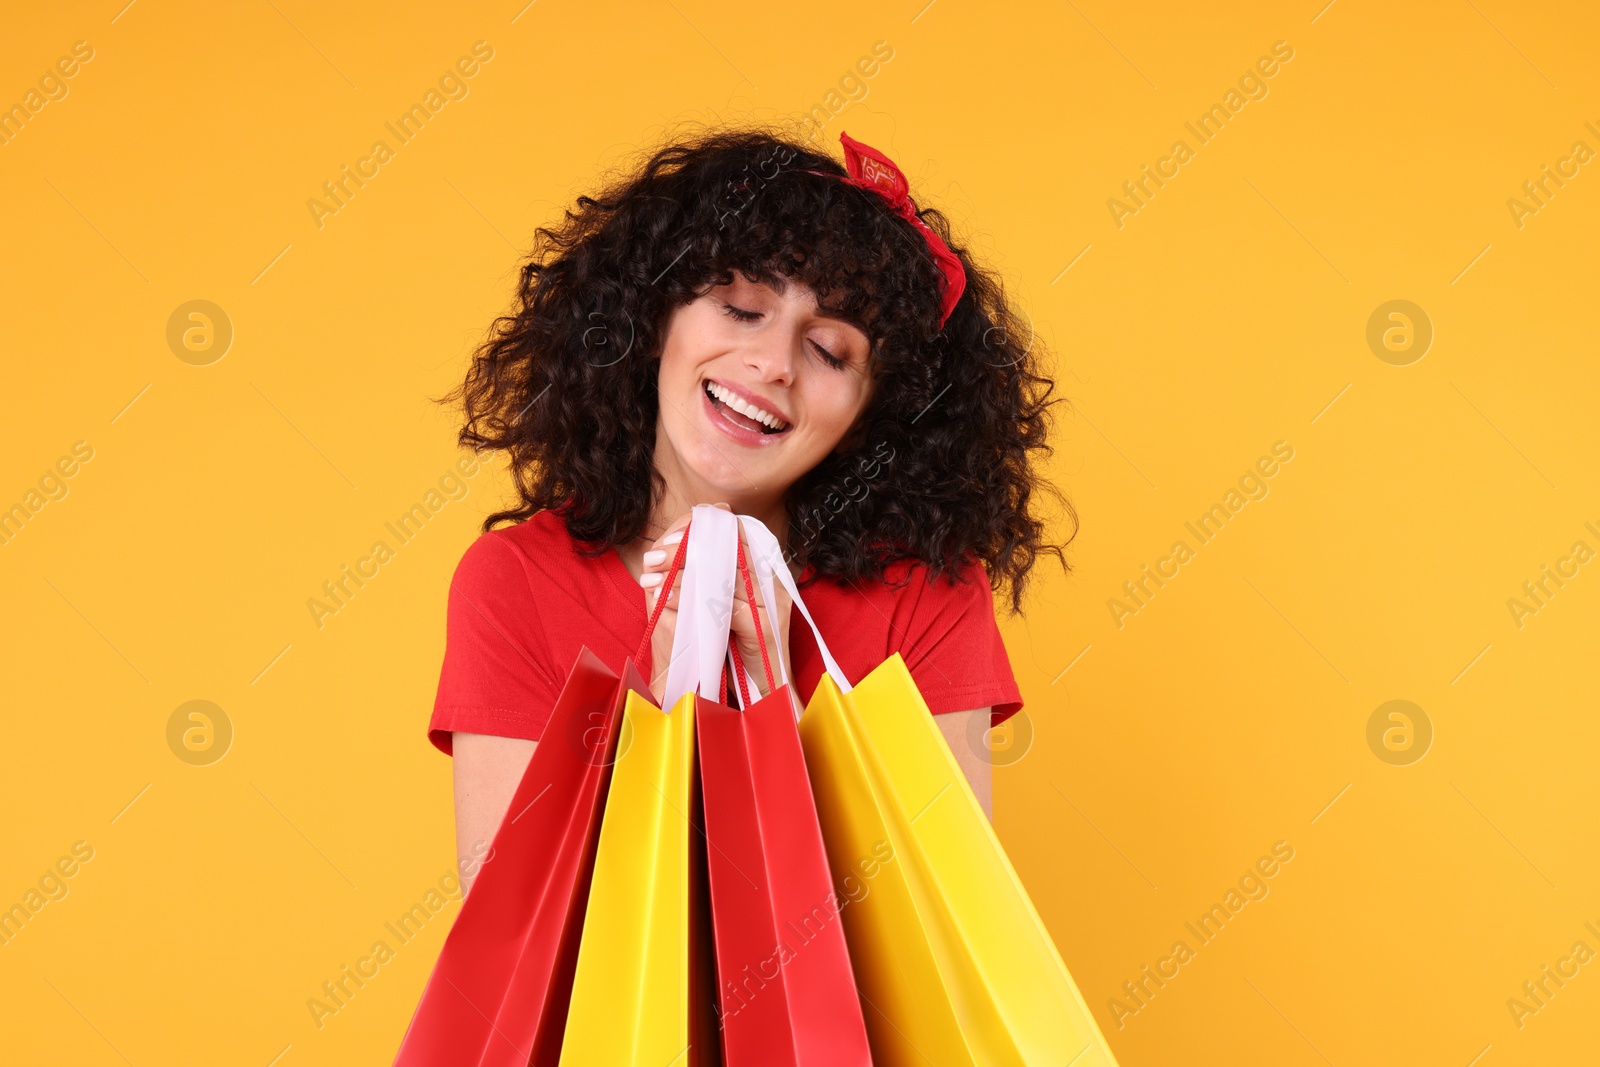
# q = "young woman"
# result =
<box><xmin>428</xmin><ymin>127</ymin><xmax>1072</xmax><ymax>891</ymax></box>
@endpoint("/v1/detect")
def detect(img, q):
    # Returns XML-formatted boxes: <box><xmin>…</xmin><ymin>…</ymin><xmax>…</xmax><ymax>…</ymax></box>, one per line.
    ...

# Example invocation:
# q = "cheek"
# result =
<box><xmin>657</xmin><ymin>321</ymin><xmax>693</xmax><ymax>379</ymax></box>
<box><xmin>655</xmin><ymin>346</ymin><xmax>683</xmax><ymax>392</ymax></box>
<box><xmin>804</xmin><ymin>376</ymin><xmax>870</xmax><ymax>443</ymax></box>
<box><xmin>658</xmin><ymin>301</ymin><xmax>720</xmax><ymax>370</ymax></box>
<box><xmin>655</xmin><ymin>321</ymin><xmax>714</xmax><ymax>401</ymax></box>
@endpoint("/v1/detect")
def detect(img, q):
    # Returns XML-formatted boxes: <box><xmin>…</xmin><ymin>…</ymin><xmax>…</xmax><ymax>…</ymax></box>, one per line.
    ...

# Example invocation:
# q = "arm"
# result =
<box><xmin>451</xmin><ymin>731</ymin><xmax>537</xmax><ymax>895</ymax></box>
<box><xmin>935</xmin><ymin>708</ymin><xmax>992</xmax><ymax>821</ymax></box>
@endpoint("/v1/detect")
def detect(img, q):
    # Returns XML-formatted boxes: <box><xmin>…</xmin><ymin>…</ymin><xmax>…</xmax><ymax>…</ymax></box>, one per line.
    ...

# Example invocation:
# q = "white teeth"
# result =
<box><xmin>706</xmin><ymin>381</ymin><xmax>788</xmax><ymax>431</ymax></box>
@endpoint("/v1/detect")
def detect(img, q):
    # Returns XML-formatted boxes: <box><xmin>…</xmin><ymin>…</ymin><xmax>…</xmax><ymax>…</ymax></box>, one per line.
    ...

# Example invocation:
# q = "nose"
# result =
<box><xmin>743</xmin><ymin>317</ymin><xmax>798</xmax><ymax>385</ymax></box>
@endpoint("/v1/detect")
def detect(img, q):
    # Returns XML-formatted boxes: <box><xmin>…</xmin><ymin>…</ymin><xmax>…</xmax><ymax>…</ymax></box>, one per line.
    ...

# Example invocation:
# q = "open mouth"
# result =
<box><xmin>704</xmin><ymin>380</ymin><xmax>791</xmax><ymax>436</ymax></box>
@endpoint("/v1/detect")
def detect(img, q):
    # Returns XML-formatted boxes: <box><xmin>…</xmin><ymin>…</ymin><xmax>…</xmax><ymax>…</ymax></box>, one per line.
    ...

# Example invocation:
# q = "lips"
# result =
<box><xmin>705</xmin><ymin>379</ymin><xmax>790</xmax><ymax>429</ymax></box>
<box><xmin>702</xmin><ymin>379</ymin><xmax>793</xmax><ymax>445</ymax></box>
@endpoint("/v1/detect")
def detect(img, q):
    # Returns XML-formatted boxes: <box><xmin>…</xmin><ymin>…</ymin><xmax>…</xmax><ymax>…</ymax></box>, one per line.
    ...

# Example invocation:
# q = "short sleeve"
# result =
<box><xmin>428</xmin><ymin>532</ymin><xmax>562</xmax><ymax>754</ymax></box>
<box><xmin>897</xmin><ymin>558</ymin><xmax>1023</xmax><ymax>726</ymax></box>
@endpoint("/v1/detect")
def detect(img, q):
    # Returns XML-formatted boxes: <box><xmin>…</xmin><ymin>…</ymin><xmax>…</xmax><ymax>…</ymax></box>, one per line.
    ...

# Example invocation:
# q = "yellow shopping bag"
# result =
<box><xmin>559</xmin><ymin>686</ymin><xmax>717</xmax><ymax>1067</ymax></box>
<box><xmin>799</xmin><ymin>654</ymin><xmax>1120</xmax><ymax>1067</ymax></box>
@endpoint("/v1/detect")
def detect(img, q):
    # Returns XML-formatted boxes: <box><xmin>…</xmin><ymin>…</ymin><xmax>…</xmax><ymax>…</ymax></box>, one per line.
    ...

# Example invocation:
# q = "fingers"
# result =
<box><xmin>641</xmin><ymin>549</ymin><xmax>681</xmax><ymax>609</ymax></box>
<box><xmin>643</xmin><ymin>503</ymin><xmax>751</xmax><ymax>612</ymax></box>
<box><xmin>641</xmin><ymin>508</ymin><xmax>704</xmax><ymax>608</ymax></box>
<box><xmin>730</xmin><ymin>522</ymin><xmax>762</xmax><ymax>607</ymax></box>
<box><xmin>643</xmin><ymin>580</ymin><xmax>677</xmax><ymax>610</ymax></box>
<box><xmin>643</xmin><ymin>572</ymin><xmax>679</xmax><ymax>610</ymax></box>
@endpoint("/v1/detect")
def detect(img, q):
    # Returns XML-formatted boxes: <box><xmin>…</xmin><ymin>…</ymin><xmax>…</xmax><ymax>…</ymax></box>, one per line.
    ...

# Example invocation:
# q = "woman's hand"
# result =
<box><xmin>639</xmin><ymin>502</ymin><xmax>794</xmax><ymax>705</ymax></box>
<box><xmin>638</xmin><ymin>509</ymin><xmax>699</xmax><ymax>705</ymax></box>
<box><xmin>730</xmin><ymin>521</ymin><xmax>793</xmax><ymax>701</ymax></box>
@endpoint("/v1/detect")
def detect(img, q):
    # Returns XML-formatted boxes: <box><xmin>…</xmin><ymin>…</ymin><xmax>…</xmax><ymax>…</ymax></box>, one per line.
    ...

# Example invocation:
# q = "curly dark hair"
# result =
<box><xmin>437</xmin><ymin>122</ymin><xmax>1075</xmax><ymax>613</ymax></box>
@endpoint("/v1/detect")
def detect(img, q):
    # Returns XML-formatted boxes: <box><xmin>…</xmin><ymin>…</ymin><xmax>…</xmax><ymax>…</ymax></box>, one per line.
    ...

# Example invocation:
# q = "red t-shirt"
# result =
<box><xmin>427</xmin><ymin>510</ymin><xmax>1023</xmax><ymax>754</ymax></box>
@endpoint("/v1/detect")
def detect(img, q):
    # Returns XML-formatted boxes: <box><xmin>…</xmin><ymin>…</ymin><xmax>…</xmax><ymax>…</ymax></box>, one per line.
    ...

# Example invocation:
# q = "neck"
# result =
<box><xmin>643</xmin><ymin>433</ymin><xmax>791</xmax><ymax>550</ymax></box>
<box><xmin>645</xmin><ymin>480</ymin><xmax>791</xmax><ymax>549</ymax></box>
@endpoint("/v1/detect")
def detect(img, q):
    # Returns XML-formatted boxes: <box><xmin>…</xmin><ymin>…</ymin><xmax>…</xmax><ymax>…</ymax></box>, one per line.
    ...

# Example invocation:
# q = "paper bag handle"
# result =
<box><xmin>735</xmin><ymin>514</ymin><xmax>853</xmax><ymax>696</ymax></box>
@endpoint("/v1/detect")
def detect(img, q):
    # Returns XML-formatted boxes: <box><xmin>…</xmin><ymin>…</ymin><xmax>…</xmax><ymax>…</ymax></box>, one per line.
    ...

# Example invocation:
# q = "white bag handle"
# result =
<box><xmin>660</xmin><ymin>504</ymin><xmax>741</xmax><ymax>710</ymax></box>
<box><xmin>658</xmin><ymin>506</ymin><xmax>854</xmax><ymax>713</ymax></box>
<box><xmin>737</xmin><ymin>514</ymin><xmax>853</xmax><ymax>696</ymax></box>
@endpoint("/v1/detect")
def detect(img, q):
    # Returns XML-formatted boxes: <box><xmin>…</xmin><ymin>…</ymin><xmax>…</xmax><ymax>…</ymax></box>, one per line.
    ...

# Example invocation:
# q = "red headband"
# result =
<box><xmin>806</xmin><ymin>130</ymin><xmax>966</xmax><ymax>328</ymax></box>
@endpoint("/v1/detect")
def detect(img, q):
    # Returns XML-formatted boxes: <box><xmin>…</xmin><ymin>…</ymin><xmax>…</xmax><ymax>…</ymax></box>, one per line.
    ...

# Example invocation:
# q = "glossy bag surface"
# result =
<box><xmin>393</xmin><ymin>648</ymin><xmax>640</xmax><ymax>1067</ymax></box>
<box><xmin>697</xmin><ymin>684</ymin><xmax>872</xmax><ymax>1065</ymax></box>
<box><xmin>558</xmin><ymin>684</ymin><xmax>712</xmax><ymax>1066</ymax></box>
<box><xmin>799</xmin><ymin>654</ymin><xmax>1121</xmax><ymax>1067</ymax></box>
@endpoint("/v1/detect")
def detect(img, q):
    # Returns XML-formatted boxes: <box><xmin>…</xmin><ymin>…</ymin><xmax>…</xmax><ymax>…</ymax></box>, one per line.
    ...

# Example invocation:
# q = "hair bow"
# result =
<box><xmin>806</xmin><ymin>130</ymin><xmax>966</xmax><ymax>328</ymax></box>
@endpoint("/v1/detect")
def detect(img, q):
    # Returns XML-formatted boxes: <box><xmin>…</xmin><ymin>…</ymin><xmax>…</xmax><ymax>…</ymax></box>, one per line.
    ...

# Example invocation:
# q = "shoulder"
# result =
<box><xmin>891</xmin><ymin>554</ymin><xmax>999</xmax><ymax>627</ymax></box>
<box><xmin>796</xmin><ymin>551</ymin><xmax>1020</xmax><ymax>721</ymax></box>
<box><xmin>892</xmin><ymin>553</ymin><xmax>993</xmax><ymax>593</ymax></box>
<box><xmin>803</xmin><ymin>552</ymin><xmax>993</xmax><ymax>609</ymax></box>
<box><xmin>445</xmin><ymin>511</ymin><xmax>624</xmax><ymax>635</ymax></box>
<box><xmin>432</xmin><ymin>512</ymin><xmax>588</xmax><ymax>752</ymax></box>
<box><xmin>799</xmin><ymin>553</ymin><xmax>1000</xmax><ymax>649</ymax></box>
<box><xmin>450</xmin><ymin>510</ymin><xmax>583</xmax><ymax>587</ymax></box>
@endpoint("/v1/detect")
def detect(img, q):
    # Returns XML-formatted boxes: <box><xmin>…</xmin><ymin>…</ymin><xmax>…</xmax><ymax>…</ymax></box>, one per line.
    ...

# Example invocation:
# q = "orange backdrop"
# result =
<box><xmin>2</xmin><ymin>1</ymin><xmax>1597</xmax><ymax>1064</ymax></box>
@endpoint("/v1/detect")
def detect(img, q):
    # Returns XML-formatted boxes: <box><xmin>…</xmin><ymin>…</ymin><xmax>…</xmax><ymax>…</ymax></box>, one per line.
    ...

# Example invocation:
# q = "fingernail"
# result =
<box><xmin>662</xmin><ymin>530</ymin><xmax>684</xmax><ymax>545</ymax></box>
<box><xmin>643</xmin><ymin>549</ymin><xmax>667</xmax><ymax>566</ymax></box>
<box><xmin>640</xmin><ymin>572</ymin><xmax>663</xmax><ymax>588</ymax></box>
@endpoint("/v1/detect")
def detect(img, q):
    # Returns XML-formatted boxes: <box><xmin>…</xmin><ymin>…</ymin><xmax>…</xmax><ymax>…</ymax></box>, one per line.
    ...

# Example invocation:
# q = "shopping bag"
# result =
<box><xmin>559</xmin><ymin>684</ymin><xmax>704</xmax><ymax>1066</ymax></box>
<box><xmin>694</xmin><ymin>528</ymin><xmax>872</xmax><ymax>1065</ymax></box>
<box><xmin>798</xmin><ymin>655</ymin><xmax>1121</xmax><ymax>1066</ymax></box>
<box><xmin>393</xmin><ymin>646</ymin><xmax>641</xmax><ymax>1067</ymax></box>
<box><xmin>558</xmin><ymin>505</ymin><xmax>734</xmax><ymax>1067</ymax></box>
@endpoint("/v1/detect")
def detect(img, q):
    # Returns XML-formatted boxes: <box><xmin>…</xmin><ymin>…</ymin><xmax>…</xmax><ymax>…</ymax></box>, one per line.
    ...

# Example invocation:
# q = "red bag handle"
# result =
<box><xmin>634</xmin><ymin>517</ymin><xmax>692</xmax><ymax>678</ymax></box>
<box><xmin>632</xmin><ymin>515</ymin><xmax>778</xmax><ymax>709</ymax></box>
<box><xmin>730</xmin><ymin>534</ymin><xmax>777</xmax><ymax>707</ymax></box>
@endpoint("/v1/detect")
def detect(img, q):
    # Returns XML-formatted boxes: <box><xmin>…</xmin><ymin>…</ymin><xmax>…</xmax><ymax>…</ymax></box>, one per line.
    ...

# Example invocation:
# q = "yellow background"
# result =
<box><xmin>2</xmin><ymin>1</ymin><xmax>1596</xmax><ymax>1063</ymax></box>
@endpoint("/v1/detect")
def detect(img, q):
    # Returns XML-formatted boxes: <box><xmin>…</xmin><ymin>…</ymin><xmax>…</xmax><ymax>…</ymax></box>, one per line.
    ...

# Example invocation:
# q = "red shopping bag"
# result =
<box><xmin>392</xmin><ymin>646</ymin><xmax>646</xmax><ymax>1067</ymax></box>
<box><xmin>695</xmin><ymin>537</ymin><xmax>873</xmax><ymax>1065</ymax></box>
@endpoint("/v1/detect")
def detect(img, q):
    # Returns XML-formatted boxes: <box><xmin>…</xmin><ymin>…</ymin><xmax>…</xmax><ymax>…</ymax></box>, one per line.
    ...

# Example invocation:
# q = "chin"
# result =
<box><xmin>684</xmin><ymin>448</ymin><xmax>780</xmax><ymax>497</ymax></box>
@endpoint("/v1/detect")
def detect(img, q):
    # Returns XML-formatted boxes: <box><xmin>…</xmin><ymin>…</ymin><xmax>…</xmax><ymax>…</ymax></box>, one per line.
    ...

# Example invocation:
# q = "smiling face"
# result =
<box><xmin>651</xmin><ymin>271</ymin><xmax>875</xmax><ymax>527</ymax></box>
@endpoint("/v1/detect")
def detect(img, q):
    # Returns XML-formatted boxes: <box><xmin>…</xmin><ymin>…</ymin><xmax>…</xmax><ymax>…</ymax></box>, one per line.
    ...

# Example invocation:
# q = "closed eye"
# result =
<box><xmin>719</xmin><ymin>302</ymin><xmax>847</xmax><ymax>369</ymax></box>
<box><xmin>720</xmin><ymin>302</ymin><xmax>762</xmax><ymax>323</ymax></box>
<box><xmin>810</xmin><ymin>340</ymin><xmax>844</xmax><ymax>369</ymax></box>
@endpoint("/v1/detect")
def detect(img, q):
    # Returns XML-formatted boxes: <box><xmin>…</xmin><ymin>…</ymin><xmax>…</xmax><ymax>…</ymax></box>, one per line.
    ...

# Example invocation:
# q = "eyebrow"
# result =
<box><xmin>734</xmin><ymin>274</ymin><xmax>871</xmax><ymax>335</ymax></box>
<box><xmin>814</xmin><ymin>307</ymin><xmax>866</xmax><ymax>330</ymax></box>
